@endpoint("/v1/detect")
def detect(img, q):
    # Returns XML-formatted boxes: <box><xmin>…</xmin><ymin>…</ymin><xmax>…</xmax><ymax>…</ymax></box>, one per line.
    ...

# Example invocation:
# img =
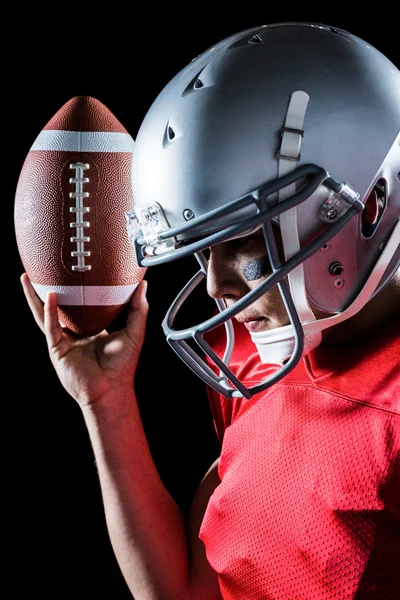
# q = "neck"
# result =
<box><xmin>321</xmin><ymin>271</ymin><xmax>400</xmax><ymax>346</ymax></box>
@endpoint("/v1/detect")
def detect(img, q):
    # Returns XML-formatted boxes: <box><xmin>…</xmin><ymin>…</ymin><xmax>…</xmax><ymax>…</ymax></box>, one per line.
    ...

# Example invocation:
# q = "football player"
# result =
<box><xmin>21</xmin><ymin>22</ymin><xmax>399</xmax><ymax>600</ymax></box>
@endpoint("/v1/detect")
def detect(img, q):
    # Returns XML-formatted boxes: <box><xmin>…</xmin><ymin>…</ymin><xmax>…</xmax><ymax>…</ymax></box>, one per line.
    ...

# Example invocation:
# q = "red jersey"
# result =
<box><xmin>199</xmin><ymin>319</ymin><xmax>400</xmax><ymax>599</ymax></box>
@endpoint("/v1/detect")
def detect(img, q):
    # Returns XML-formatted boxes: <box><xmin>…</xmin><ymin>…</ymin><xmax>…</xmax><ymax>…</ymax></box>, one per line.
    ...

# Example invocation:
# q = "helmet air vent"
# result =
<box><xmin>162</xmin><ymin>118</ymin><xmax>182</xmax><ymax>149</ymax></box>
<box><xmin>248</xmin><ymin>34</ymin><xmax>263</xmax><ymax>44</ymax></box>
<box><xmin>328</xmin><ymin>26</ymin><xmax>356</xmax><ymax>43</ymax></box>
<box><xmin>194</xmin><ymin>78</ymin><xmax>204</xmax><ymax>89</ymax></box>
<box><xmin>182</xmin><ymin>63</ymin><xmax>214</xmax><ymax>96</ymax></box>
<box><xmin>229</xmin><ymin>30</ymin><xmax>266</xmax><ymax>49</ymax></box>
<box><xmin>167</xmin><ymin>126</ymin><xmax>175</xmax><ymax>141</ymax></box>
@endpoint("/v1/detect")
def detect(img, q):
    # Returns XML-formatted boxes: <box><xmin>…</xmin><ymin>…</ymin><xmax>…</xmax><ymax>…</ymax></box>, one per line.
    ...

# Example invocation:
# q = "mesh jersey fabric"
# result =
<box><xmin>199</xmin><ymin>318</ymin><xmax>400</xmax><ymax>599</ymax></box>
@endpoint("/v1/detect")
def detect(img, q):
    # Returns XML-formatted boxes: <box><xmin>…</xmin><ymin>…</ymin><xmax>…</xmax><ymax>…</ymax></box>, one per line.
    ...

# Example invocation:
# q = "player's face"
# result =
<box><xmin>206</xmin><ymin>227</ymin><xmax>290</xmax><ymax>332</ymax></box>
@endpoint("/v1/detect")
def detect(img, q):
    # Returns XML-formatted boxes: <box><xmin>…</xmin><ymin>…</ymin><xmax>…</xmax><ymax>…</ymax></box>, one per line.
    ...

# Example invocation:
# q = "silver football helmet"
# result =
<box><xmin>126</xmin><ymin>22</ymin><xmax>400</xmax><ymax>399</ymax></box>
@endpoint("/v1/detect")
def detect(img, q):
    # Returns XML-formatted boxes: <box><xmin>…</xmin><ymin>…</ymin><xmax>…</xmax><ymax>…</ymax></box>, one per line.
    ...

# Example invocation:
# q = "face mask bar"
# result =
<box><xmin>127</xmin><ymin>164</ymin><xmax>353</xmax><ymax>268</ymax></box>
<box><xmin>161</xmin><ymin>197</ymin><xmax>363</xmax><ymax>400</ymax></box>
<box><xmin>180</xmin><ymin>214</ymin><xmax>400</xmax><ymax>400</ymax></box>
<box><xmin>161</xmin><ymin>198</ymin><xmax>362</xmax><ymax>399</ymax></box>
<box><xmin>167</xmin><ymin>246</ymin><xmax>306</xmax><ymax>399</ymax></box>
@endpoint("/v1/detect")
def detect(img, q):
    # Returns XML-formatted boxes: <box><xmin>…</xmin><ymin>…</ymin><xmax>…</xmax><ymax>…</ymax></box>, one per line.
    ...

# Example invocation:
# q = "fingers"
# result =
<box><xmin>20</xmin><ymin>273</ymin><xmax>45</xmax><ymax>333</ymax></box>
<box><xmin>126</xmin><ymin>279</ymin><xmax>149</xmax><ymax>332</ymax></box>
<box><xmin>21</xmin><ymin>273</ymin><xmax>65</xmax><ymax>351</ymax></box>
<box><xmin>44</xmin><ymin>291</ymin><xmax>64</xmax><ymax>350</ymax></box>
<box><xmin>133</xmin><ymin>279</ymin><xmax>149</xmax><ymax>312</ymax></box>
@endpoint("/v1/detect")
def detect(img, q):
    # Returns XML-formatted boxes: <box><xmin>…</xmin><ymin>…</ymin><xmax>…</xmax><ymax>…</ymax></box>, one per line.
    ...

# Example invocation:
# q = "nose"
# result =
<box><xmin>206</xmin><ymin>245</ymin><xmax>245</xmax><ymax>300</ymax></box>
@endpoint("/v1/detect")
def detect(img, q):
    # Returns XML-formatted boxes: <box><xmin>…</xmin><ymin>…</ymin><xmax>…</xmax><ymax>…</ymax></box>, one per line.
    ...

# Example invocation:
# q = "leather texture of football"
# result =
<box><xmin>14</xmin><ymin>95</ymin><xmax>146</xmax><ymax>335</ymax></box>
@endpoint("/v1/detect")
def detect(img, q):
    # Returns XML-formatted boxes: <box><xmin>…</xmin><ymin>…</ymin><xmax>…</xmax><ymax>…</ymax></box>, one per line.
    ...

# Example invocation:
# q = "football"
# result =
<box><xmin>14</xmin><ymin>95</ymin><xmax>146</xmax><ymax>336</ymax></box>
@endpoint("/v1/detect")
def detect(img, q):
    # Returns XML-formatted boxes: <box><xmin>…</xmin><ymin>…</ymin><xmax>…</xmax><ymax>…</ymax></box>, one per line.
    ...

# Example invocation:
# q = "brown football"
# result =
<box><xmin>14</xmin><ymin>95</ymin><xmax>146</xmax><ymax>335</ymax></box>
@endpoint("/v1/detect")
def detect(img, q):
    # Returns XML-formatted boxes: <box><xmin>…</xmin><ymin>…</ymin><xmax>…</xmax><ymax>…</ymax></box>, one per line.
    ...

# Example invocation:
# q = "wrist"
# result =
<box><xmin>80</xmin><ymin>386</ymin><xmax>137</xmax><ymax>425</ymax></box>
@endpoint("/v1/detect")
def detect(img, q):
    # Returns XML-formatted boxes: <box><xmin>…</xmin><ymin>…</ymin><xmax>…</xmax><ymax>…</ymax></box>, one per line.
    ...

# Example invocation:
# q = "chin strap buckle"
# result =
<box><xmin>277</xmin><ymin>125</ymin><xmax>305</xmax><ymax>162</ymax></box>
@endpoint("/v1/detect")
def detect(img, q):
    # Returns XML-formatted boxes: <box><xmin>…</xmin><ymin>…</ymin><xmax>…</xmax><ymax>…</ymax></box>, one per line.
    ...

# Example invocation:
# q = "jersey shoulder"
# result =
<box><xmin>295</xmin><ymin>318</ymin><xmax>400</xmax><ymax>413</ymax></box>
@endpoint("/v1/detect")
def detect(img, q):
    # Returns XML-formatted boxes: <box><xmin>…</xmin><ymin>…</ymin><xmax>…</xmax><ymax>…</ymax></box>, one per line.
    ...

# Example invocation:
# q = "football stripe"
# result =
<box><xmin>30</xmin><ymin>130</ymin><xmax>135</xmax><ymax>153</ymax></box>
<box><xmin>31</xmin><ymin>283</ymin><xmax>139</xmax><ymax>305</ymax></box>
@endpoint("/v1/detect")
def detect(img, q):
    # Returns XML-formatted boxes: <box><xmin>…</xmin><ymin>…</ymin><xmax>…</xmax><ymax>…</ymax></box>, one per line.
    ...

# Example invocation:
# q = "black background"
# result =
<box><xmin>8</xmin><ymin>9</ymin><xmax>398</xmax><ymax>598</ymax></box>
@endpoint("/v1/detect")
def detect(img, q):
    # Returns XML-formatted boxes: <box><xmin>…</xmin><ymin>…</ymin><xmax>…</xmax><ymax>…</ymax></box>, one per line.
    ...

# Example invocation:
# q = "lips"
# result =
<box><xmin>235</xmin><ymin>315</ymin><xmax>268</xmax><ymax>332</ymax></box>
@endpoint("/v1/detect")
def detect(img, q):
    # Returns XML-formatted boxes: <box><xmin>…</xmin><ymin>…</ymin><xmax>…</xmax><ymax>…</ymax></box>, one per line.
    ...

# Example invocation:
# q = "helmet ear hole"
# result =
<box><xmin>361</xmin><ymin>178</ymin><xmax>387</xmax><ymax>239</ymax></box>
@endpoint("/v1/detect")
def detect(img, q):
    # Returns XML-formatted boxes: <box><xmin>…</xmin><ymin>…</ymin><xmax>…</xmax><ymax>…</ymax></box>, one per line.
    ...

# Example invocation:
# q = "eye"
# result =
<box><xmin>229</xmin><ymin>233</ymin><xmax>262</xmax><ymax>249</ymax></box>
<box><xmin>230</xmin><ymin>237</ymin><xmax>251</xmax><ymax>248</ymax></box>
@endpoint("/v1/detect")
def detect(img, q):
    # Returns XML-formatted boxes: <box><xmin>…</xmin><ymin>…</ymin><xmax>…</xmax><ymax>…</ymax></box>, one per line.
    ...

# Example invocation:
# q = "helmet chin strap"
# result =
<box><xmin>252</xmin><ymin>90</ymin><xmax>322</xmax><ymax>364</ymax></box>
<box><xmin>251</xmin><ymin>217</ymin><xmax>400</xmax><ymax>363</ymax></box>
<box><xmin>251</xmin><ymin>91</ymin><xmax>400</xmax><ymax>365</ymax></box>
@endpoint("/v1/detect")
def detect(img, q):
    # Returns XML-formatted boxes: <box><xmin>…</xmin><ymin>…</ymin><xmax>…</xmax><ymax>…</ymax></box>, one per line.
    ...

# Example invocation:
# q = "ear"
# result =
<box><xmin>361</xmin><ymin>179</ymin><xmax>386</xmax><ymax>238</ymax></box>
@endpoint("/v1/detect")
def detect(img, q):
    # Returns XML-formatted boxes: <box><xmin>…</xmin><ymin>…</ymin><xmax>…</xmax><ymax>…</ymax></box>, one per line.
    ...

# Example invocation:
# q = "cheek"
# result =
<box><xmin>242</xmin><ymin>256</ymin><xmax>271</xmax><ymax>281</ymax></box>
<box><xmin>247</xmin><ymin>273</ymin><xmax>290</xmax><ymax>325</ymax></box>
<box><xmin>261</xmin><ymin>285</ymin><xmax>290</xmax><ymax>323</ymax></box>
<box><xmin>240</xmin><ymin>253</ymin><xmax>289</xmax><ymax>324</ymax></box>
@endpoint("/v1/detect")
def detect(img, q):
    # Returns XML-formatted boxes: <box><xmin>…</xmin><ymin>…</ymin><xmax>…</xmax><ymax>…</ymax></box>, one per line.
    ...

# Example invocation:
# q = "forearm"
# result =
<box><xmin>81</xmin><ymin>388</ymin><xmax>191</xmax><ymax>600</ymax></box>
